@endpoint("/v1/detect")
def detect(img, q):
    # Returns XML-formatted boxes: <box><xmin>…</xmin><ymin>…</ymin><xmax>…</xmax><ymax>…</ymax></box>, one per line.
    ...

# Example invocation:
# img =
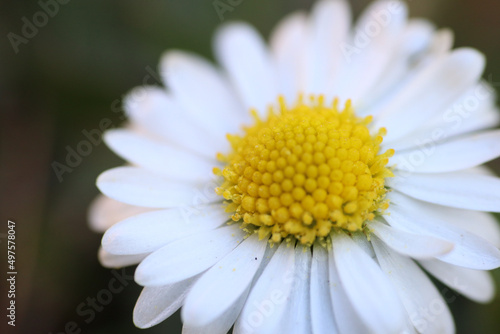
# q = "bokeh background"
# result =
<box><xmin>2</xmin><ymin>0</ymin><xmax>500</xmax><ymax>333</ymax></box>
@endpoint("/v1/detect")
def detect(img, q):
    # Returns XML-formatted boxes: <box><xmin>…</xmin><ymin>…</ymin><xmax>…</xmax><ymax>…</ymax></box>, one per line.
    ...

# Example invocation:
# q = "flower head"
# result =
<box><xmin>90</xmin><ymin>1</ymin><xmax>500</xmax><ymax>333</ymax></box>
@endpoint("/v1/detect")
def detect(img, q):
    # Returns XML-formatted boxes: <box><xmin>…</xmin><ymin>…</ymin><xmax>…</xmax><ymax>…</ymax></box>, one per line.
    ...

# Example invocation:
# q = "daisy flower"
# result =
<box><xmin>89</xmin><ymin>0</ymin><xmax>500</xmax><ymax>333</ymax></box>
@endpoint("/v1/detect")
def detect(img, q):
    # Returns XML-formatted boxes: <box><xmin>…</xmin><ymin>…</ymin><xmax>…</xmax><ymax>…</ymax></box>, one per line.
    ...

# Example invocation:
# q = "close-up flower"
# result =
<box><xmin>88</xmin><ymin>0</ymin><xmax>500</xmax><ymax>333</ymax></box>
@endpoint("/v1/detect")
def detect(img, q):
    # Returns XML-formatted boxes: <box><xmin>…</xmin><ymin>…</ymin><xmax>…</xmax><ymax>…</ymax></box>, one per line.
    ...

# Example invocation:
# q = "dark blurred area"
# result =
<box><xmin>1</xmin><ymin>0</ymin><xmax>500</xmax><ymax>333</ymax></box>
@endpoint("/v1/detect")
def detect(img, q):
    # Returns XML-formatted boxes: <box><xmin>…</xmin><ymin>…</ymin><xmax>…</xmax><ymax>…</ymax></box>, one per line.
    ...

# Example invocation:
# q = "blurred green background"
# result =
<box><xmin>1</xmin><ymin>0</ymin><xmax>500</xmax><ymax>333</ymax></box>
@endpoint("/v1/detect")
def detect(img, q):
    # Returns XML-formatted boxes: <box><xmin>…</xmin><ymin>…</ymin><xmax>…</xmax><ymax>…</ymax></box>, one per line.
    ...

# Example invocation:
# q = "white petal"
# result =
<box><xmin>270</xmin><ymin>11</ymin><xmax>307</xmax><ymax>103</ymax></box>
<box><xmin>385</xmin><ymin>83</ymin><xmax>499</xmax><ymax>152</ymax></box>
<box><xmin>182</xmin><ymin>289</ymin><xmax>248</xmax><ymax>334</ymax></box>
<box><xmin>386</xmin><ymin>108</ymin><xmax>500</xmax><ymax>153</ymax></box>
<box><xmin>430</xmin><ymin>28</ymin><xmax>454</xmax><ymax>55</ymax></box>
<box><xmin>387</xmin><ymin>170</ymin><xmax>500</xmax><ymax>212</ymax></box>
<box><xmin>98</xmin><ymin>247</ymin><xmax>148</xmax><ymax>268</ymax></box>
<box><xmin>310</xmin><ymin>244</ymin><xmax>338</xmax><ymax>334</ymax></box>
<box><xmin>374</xmin><ymin>48</ymin><xmax>485</xmax><ymax>142</ymax></box>
<box><xmin>88</xmin><ymin>195</ymin><xmax>152</xmax><ymax>232</ymax></box>
<box><xmin>160</xmin><ymin>50</ymin><xmax>247</xmax><ymax>136</ymax></box>
<box><xmin>332</xmin><ymin>232</ymin><xmax>406</xmax><ymax>334</ymax></box>
<box><xmin>102</xmin><ymin>204</ymin><xmax>227</xmax><ymax>255</ymax></box>
<box><xmin>182</xmin><ymin>233</ymin><xmax>267</xmax><ymax>327</ymax></box>
<box><xmin>97</xmin><ymin>166</ymin><xmax>218</xmax><ymax>209</ymax></box>
<box><xmin>386</xmin><ymin>192</ymin><xmax>500</xmax><ymax>270</ymax></box>
<box><xmin>327</xmin><ymin>249</ymin><xmax>372</xmax><ymax>334</ymax></box>
<box><xmin>281</xmin><ymin>247</ymin><xmax>312</xmax><ymax>334</ymax></box>
<box><xmin>443</xmin><ymin>209</ymin><xmax>500</xmax><ymax>248</ymax></box>
<box><xmin>354</xmin><ymin>0</ymin><xmax>407</xmax><ymax>37</ymax></box>
<box><xmin>350</xmin><ymin>231</ymin><xmax>376</xmax><ymax>258</ymax></box>
<box><xmin>133</xmin><ymin>276</ymin><xmax>198</xmax><ymax>328</ymax></box>
<box><xmin>124</xmin><ymin>86</ymin><xmax>218</xmax><ymax>159</ymax></box>
<box><xmin>361</xmin><ymin>27</ymin><xmax>455</xmax><ymax>118</ymax></box>
<box><xmin>356</xmin><ymin>19</ymin><xmax>435</xmax><ymax>111</ymax></box>
<box><xmin>400</xmin><ymin>19</ymin><xmax>435</xmax><ymax>57</ymax></box>
<box><xmin>420</xmin><ymin>259</ymin><xmax>495</xmax><ymax>303</ymax></box>
<box><xmin>372</xmin><ymin>237</ymin><xmax>455</xmax><ymax>334</ymax></box>
<box><xmin>338</xmin><ymin>1</ymin><xmax>408</xmax><ymax>103</ymax></box>
<box><xmin>135</xmin><ymin>225</ymin><xmax>245</xmax><ymax>286</ymax></box>
<box><xmin>305</xmin><ymin>0</ymin><xmax>351</xmax><ymax>98</ymax></box>
<box><xmin>369</xmin><ymin>219</ymin><xmax>454</xmax><ymax>259</ymax></box>
<box><xmin>233</xmin><ymin>242</ymin><xmax>295</xmax><ymax>334</ymax></box>
<box><xmin>392</xmin><ymin>129</ymin><xmax>500</xmax><ymax>173</ymax></box>
<box><xmin>104</xmin><ymin>129</ymin><xmax>215</xmax><ymax>183</ymax></box>
<box><xmin>401</xmin><ymin>191</ymin><xmax>500</xmax><ymax>247</ymax></box>
<box><xmin>214</xmin><ymin>23</ymin><xmax>278</xmax><ymax>115</ymax></box>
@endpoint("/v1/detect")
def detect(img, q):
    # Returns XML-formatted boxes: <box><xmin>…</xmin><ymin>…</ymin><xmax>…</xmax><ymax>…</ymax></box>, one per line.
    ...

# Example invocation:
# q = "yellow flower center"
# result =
<box><xmin>214</xmin><ymin>96</ymin><xmax>394</xmax><ymax>246</ymax></box>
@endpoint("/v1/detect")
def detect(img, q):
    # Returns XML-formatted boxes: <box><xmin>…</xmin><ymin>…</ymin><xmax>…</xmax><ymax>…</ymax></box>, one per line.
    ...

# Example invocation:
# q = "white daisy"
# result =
<box><xmin>89</xmin><ymin>0</ymin><xmax>500</xmax><ymax>333</ymax></box>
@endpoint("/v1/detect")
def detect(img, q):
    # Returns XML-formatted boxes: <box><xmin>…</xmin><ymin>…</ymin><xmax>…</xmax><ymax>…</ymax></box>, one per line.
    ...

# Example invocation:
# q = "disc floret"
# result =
<box><xmin>214</xmin><ymin>96</ymin><xmax>394</xmax><ymax>246</ymax></box>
